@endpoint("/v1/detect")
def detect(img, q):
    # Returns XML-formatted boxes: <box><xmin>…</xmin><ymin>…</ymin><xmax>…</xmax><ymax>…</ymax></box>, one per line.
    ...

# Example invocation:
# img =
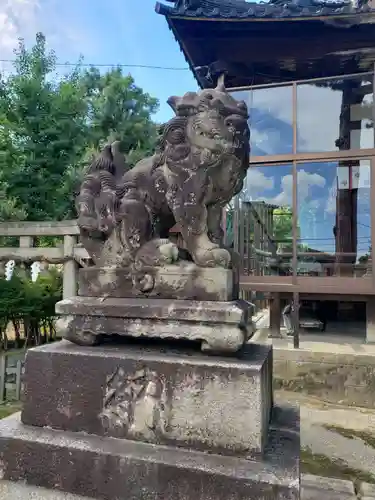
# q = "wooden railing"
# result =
<box><xmin>0</xmin><ymin>220</ymin><xmax>89</xmax><ymax>299</ymax></box>
<box><xmin>0</xmin><ymin>219</ymin><xmax>258</xmax><ymax>304</ymax></box>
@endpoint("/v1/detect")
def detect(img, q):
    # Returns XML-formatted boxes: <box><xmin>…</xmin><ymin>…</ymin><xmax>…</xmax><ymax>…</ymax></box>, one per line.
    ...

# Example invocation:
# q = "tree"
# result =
<box><xmin>0</xmin><ymin>33</ymin><xmax>160</xmax><ymax>222</ymax></box>
<box><xmin>273</xmin><ymin>206</ymin><xmax>293</xmax><ymax>244</ymax></box>
<box><xmin>0</xmin><ymin>114</ymin><xmax>27</xmax><ymax>223</ymax></box>
<box><xmin>81</xmin><ymin>67</ymin><xmax>159</xmax><ymax>166</ymax></box>
<box><xmin>0</xmin><ymin>33</ymin><xmax>89</xmax><ymax>221</ymax></box>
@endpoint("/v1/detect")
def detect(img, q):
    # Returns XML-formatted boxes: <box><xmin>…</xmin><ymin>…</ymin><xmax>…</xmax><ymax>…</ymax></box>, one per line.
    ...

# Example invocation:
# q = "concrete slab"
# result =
<box><xmin>0</xmin><ymin>412</ymin><xmax>300</xmax><ymax>500</ymax></box>
<box><xmin>269</xmin><ymin>337</ymin><xmax>375</xmax><ymax>408</ymax></box>
<box><xmin>0</xmin><ymin>480</ymin><xmax>93</xmax><ymax>499</ymax></box>
<box><xmin>359</xmin><ymin>482</ymin><xmax>375</xmax><ymax>497</ymax></box>
<box><xmin>301</xmin><ymin>474</ymin><xmax>356</xmax><ymax>500</ymax></box>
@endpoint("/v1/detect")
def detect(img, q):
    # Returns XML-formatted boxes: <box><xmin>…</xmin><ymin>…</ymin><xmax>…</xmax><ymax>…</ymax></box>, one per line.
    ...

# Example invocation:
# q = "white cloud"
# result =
<box><xmin>326</xmin><ymin>179</ymin><xmax>337</xmax><ymax>214</ymax></box>
<box><xmin>244</xmin><ymin>168</ymin><xmax>326</xmax><ymax>208</ymax></box>
<box><xmin>0</xmin><ymin>0</ymin><xmax>41</xmax><ymax>57</ymax></box>
<box><xmin>0</xmin><ymin>0</ymin><xmax>95</xmax><ymax>75</ymax></box>
<box><xmin>244</xmin><ymin>168</ymin><xmax>274</xmax><ymax>198</ymax></box>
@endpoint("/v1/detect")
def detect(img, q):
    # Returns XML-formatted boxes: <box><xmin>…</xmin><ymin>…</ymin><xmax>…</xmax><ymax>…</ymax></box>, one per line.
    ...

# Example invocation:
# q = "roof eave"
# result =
<box><xmin>157</xmin><ymin>9</ymin><xmax>206</xmax><ymax>88</ymax></box>
<box><xmin>155</xmin><ymin>0</ymin><xmax>375</xmax><ymax>21</ymax></box>
<box><xmin>155</xmin><ymin>2</ymin><xmax>375</xmax><ymax>88</ymax></box>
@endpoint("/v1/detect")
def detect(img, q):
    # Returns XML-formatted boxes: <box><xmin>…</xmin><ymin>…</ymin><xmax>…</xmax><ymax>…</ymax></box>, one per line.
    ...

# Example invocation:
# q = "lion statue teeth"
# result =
<box><xmin>76</xmin><ymin>77</ymin><xmax>250</xmax><ymax>273</ymax></box>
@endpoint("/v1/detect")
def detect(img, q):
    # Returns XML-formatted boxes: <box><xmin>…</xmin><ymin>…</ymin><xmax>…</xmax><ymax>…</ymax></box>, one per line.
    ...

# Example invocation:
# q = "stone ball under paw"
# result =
<box><xmin>159</xmin><ymin>241</ymin><xmax>179</xmax><ymax>263</ymax></box>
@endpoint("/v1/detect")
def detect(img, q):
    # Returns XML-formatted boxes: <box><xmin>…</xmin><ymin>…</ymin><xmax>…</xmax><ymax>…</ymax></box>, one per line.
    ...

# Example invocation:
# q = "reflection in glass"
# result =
<box><xmin>297</xmin><ymin>160</ymin><xmax>371</xmax><ymax>277</ymax></box>
<box><xmin>297</xmin><ymin>74</ymin><xmax>374</xmax><ymax>153</ymax></box>
<box><xmin>232</xmin><ymin>86</ymin><xmax>293</xmax><ymax>156</ymax></box>
<box><xmin>229</xmin><ymin>164</ymin><xmax>293</xmax><ymax>276</ymax></box>
<box><xmin>297</xmin><ymin>300</ymin><xmax>366</xmax><ymax>341</ymax></box>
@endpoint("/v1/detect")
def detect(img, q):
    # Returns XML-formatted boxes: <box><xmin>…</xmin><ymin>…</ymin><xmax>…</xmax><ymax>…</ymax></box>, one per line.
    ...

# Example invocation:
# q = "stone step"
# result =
<box><xmin>301</xmin><ymin>475</ymin><xmax>356</xmax><ymax>499</ymax></box>
<box><xmin>2</xmin><ymin>475</ymin><xmax>374</xmax><ymax>499</ymax></box>
<box><xmin>0</xmin><ymin>481</ymin><xmax>92</xmax><ymax>499</ymax></box>
<box><xmin>301</xmin><ymin>475</ymin><xmax>375</xmax><ymax>499</ymax></box>
<box><xmin>0</xmin><ymin>412</ymin><xmax>299</xmax><ymax>500</ymax></box>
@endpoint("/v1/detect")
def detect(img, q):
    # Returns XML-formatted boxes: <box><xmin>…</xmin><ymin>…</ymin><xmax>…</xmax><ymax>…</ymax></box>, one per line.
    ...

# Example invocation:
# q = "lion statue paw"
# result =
<box><xmin>193</xmin><ymin>247</ymin><xmax>231</xmax><ymax>268</ymax></box>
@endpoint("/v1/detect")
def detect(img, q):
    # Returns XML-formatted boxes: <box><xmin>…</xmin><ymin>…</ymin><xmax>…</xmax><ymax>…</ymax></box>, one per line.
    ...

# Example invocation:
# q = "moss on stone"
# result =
<box><xmin>301</xmin><ymin>447</ymin><xmax>375</xmax><ymax>484</ymax></box>
<box><xmin>324</xmin><ymin>424</ymin><xmax>375</xmax><ymax>450</ymax></box>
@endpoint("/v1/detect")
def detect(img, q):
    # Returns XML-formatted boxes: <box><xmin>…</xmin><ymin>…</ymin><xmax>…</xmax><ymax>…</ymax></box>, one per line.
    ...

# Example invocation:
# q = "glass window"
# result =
<box><xmin>297</xmin><ymin>74</ymin><xmax>374</xmax><ymax>153</ymax></box>
<box><xmin>229</xmin><ymin>164</ymin><xmax>293</xmax><ymax>276</ymax></box>
<box><xmin>297</xmin><ymin>160</ymin><xmax>371</xmax><ymax>277</ymax></box>
<box><xmin>298</xmin><ymin>300</ymin><xmax>366</xmax><ymax>342</ymax></box>
<box><xmin>232</xmin><ymin>86</ymin><xmax>293</xmax><ymax>156</ymax></box>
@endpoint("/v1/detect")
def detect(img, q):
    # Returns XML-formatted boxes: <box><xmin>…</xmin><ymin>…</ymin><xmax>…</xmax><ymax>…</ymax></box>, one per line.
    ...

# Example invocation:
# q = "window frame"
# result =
<box><xmin>231</xmin><ymin>70</ymin><xmax>374</xmax><ymax>164</ymax></box>
<box><xmin>236</xmin><ymin>64</ymin><xmax>375</xmax><ymax>295</ymax></box>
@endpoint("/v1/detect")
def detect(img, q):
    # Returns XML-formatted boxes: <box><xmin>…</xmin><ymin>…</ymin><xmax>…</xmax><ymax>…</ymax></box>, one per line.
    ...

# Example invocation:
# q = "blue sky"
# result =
<box><xmin>0</xmin><ymin>0</ymin><xmax>196</xmax><ymax>122</ymax></box>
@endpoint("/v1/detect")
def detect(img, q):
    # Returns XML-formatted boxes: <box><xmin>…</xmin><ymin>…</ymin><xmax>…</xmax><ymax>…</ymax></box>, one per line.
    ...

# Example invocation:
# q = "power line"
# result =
<box><xmin>0</xmin><ymin>59</ymin><xmax>190</xmax><ymax>71</ymax></box>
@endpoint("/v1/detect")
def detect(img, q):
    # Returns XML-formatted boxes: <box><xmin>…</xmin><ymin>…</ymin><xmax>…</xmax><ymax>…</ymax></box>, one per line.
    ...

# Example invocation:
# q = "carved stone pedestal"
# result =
<box><xmin>21</xmin><ymin>341</ymin><xmax>273</xmax><ymax>456</ymax></box>
<box><xmin>78</xmin><ymin>263</ymin><xmax>238</xmax><ymax>301</ymax></box>
<box><xmin>0</xmin><ymin>341</ymin><xmax>300</xmax><ymax>499</ymax></box>
<box><xmin>55</xmin><ymin>296</ymin><xmax>254</xmax><ymax>353</ymax></box>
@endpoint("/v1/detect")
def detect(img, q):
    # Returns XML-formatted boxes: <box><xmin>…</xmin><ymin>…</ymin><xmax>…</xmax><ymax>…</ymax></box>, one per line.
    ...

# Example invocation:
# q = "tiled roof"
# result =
<box><xmin>156</xmin><ymin>0</ymin><xmax>373</xmax><ymax>19</ymax></box>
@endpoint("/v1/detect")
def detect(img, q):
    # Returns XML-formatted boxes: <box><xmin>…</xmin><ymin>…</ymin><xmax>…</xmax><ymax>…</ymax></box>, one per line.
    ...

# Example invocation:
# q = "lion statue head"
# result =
<box><xmin>154</xmin><ymin>77</ymin><xmax>250</xmax><ymax>196</ymax></box>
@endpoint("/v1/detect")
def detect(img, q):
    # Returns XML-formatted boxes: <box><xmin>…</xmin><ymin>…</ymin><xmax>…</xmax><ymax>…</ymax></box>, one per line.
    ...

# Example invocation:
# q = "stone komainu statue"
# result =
<box><xmin>76</xmin><ymin>78</ymin><xmax>250</xmax><ymax>272</ymax></box>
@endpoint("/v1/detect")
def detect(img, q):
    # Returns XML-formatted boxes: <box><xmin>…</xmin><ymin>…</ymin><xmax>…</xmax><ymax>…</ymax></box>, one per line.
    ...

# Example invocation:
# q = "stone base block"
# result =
<box><xmin>55</xmin><ymin>296</ymin><xmax>254</xmax><ymax>352</ymax></box>
<box><xmin>78</xmin><ymin>263</ymin><xmax>238</xmax><ymax>301</ymax></box>
<box><xmin>22</xmin><ymin>341</ymin><xmax>272</xmax><ymax>457</ymax></box>
<box><xmin>0</xmin><ymin>409</ymin><xmax>300</xmax><ymax>500</ymax></box>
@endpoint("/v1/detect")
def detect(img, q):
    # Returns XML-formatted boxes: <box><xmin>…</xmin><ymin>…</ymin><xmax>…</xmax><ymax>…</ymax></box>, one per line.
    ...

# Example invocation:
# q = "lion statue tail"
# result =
<box><xmin>76</xmin><ymin>141</ymin><xmax>128</xmax><ymax>239</ymax></box>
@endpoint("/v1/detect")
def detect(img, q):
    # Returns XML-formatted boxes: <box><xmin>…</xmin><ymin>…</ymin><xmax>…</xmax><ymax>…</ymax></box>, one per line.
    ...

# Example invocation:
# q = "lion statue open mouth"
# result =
<box><xmin>77</xmin><ymin>76</ymin><xmax>250</xmax><ymax>272</ymax></box>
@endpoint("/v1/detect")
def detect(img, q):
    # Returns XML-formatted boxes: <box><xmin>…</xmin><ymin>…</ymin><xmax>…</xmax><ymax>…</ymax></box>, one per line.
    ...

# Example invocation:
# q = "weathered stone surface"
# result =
<box><xmin>78</xmin><ymin>263</ymin><xmax>238</xmax><ymax>301</ymax></box>
<box><xmin>0</xmin><ymin>480</ymin><xmax>93</xmax><ymax>499</ymax></box>
<box><xmin>56</xmin><ymin>296</ymin><xmax>252</xmax><ymax>324</ymax></box>
<box><xmin>21</xmin><ymin>341</ymin><xmax>272</xmax><ymax>457</ymax></box>
<box><xmin>0</xmin><ymin>410</ymin><xmax>300</xmax><ymax>500</ymax></box>
<box><xmin>359</xmin><ymin>482</ymin><xmax>375</xmax><ymax>497</ymax></box>
<box><xmin>76</xmin><ymin>81</ymin><xmax>250</xmax><ymax>273</ymax></box>
<box><xmin>301</xmin><ymin>474</ymin><xmax>355</xmax><ymax>500</ymax></box>
<box><xmin>273</xmin><ymin>345</ymin><xmax>375</xmax><ymax>408</ymax></box>
<box><xmin>55</xmin><ymin>297</ymin><xmax>254</xmax><ymax>352</ymax></box>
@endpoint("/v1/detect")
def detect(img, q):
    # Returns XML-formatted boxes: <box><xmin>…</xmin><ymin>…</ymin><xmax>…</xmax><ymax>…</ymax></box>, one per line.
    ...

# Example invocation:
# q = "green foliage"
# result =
<box><xmin>225</xmin><ymin>204</ymin><xmax>296</xmax><ymax>248</ymax></box>
<box><xmin>273</xmin><ymin>206</ymin><xmax>293</xmax><ymax>243</ymax></box>
<box><xmin>0</xmin><ymin>32</ymin><xmax>160</xmax><ymax>224</ymax></box>
<box><xmin>81</xmin><ymin>67</ymin><xmax>159</xmax><ymax>163</ymax></box>
<box><xmin>0</xmin><ymin>33</ymin><xmax>89</xmax><ymax>222</ymax></box>
<box><xmin>0</xmin><ymin>269</ymin><xmax>62</xmax><ymax>349</ymax></box>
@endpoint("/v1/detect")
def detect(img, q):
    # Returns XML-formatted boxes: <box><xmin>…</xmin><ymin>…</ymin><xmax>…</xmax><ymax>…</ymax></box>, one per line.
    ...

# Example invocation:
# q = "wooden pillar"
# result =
<box><xmin>19</xmin><ymin>236</ymin><xmax>34</xmax><ymax>248</ymax></box>
<box><xmin>366</xmin><ymin>297</ymin><xmax>375</xmax><ymax>343</ymax></box>
<box><xmin>63</xmin><ymin>235</ymin><xmax>78</xmax><ymax>299</ymax></box>
<box><xmin>269</xmin><ymin>292</ymin><xmax>281</xmax><ymax>338</ymax></box>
